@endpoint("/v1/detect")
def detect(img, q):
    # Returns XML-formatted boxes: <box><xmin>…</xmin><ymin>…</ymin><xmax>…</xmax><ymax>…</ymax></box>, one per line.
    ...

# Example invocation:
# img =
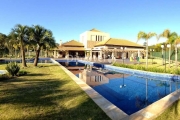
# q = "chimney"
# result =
<box><xmin>60</xmin><ymin>40</ymin><xmax>62</xmax><ymax>46</ymax></box>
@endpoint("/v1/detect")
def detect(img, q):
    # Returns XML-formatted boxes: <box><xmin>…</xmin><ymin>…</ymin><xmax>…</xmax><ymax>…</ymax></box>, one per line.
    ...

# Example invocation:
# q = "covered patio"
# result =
<box><xmin>53</xmin><ymin>40</ymin><xmax>85</xmax><ymax>58</ymax></box>
<box><xmin>85</xmin><ymin>38</ymin><xmax>145</xmax><ymax>60</ymax></box>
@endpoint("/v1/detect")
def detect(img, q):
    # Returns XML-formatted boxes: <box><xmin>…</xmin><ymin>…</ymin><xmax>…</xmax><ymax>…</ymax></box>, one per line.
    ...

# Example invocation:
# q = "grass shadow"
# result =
<box><xmin>0</xmin><ymin>64</ymin><xmax>110</xmax><ymax>120</ymax></box>
<box><xmin>25</xmin><ymin>73</ymin><xmax>50</xmax><ymax>76</ymax></box>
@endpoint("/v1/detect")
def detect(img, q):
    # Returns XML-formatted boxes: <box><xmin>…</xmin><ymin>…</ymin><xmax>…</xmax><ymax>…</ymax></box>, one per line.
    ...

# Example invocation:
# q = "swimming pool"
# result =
<box><xmin>59</xmin><ymin>61</ymin><xmax>180</xmax><ymax>115</ymax></box>
<box><xmin>0</xmin><ymin>58</ymin><xmax>52</xmax><ymax>64</ymax></box>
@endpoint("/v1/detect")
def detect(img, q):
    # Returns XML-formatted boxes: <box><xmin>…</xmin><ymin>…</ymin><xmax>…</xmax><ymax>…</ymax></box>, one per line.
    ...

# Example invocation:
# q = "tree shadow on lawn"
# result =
<box><xmin>24</xmin><ymin>98</ymin><xmax>111</xmax><ymax>120</ymax></box>
<box><xmin>24</xmin><ymin>73</ymin><xmax>50</xmax><ymax>76</ymax></box>
<box><xmin>0</xmin><ymin>79</ymin><xmax>68</xmax><ymax>106</ymax></box>
<box><xmin>36</xmin><ymin>64</ymin><xmax>60</xmax><ymax>68</ymax></box>
<box><xmin>0</xmin><ymin>77</ymin><xmax>110</xmax><ymax>120</ymax></box>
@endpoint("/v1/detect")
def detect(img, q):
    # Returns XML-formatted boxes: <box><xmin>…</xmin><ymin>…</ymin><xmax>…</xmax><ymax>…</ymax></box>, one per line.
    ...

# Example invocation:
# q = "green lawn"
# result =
<box><xmin>114</xmin><ymin>58</ymin><xmax>180</xmax><ymax>74</ymax></box>
<box><xmin>139</xmin><ymin>58</ymin><xmax>180</xmax><ymax>69</ymax></box>
<box><xmin>0</xmin><ymin>63</ymin><xmax>110</xmax><ymax>120</ymax></box>
<box><xmin>155</xmin><ymin>100</ymin><xmax>180</xmax><ymax>120</ymax></box>
<box><xmin>1</xmin><ymin>62</ymin><xmax>180</xmax><ymax>120</ymax></box>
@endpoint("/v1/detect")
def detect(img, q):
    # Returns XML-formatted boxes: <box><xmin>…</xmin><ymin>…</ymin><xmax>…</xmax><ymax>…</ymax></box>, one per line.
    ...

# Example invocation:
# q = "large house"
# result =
<box><xmin>53</xmin><ymin>29</ymin><xmax>145</xmax><ymax>59</ymax></box>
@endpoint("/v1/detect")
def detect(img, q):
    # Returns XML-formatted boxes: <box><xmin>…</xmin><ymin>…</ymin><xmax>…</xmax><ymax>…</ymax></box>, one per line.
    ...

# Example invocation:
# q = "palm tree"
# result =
<box><xmin>13</xmin><ymin>42</ymin><xmax>20</xmax><ymax>58</ymax></box>
<box><xmin>0</xmin><ymin>33</ymin><xmax>8</xmax><ymax>57</ymax></box>
<box><xmin>0</xmin><ymin>33</ymin><xmax>7</xmax><ymax>49</ymax></box>
<box><xmin>29</xmin><ymin>25</ymin><xmax>55</xmax><ymax>66</ymax></box>
<box><xmin>5</xmin><ymin>34</ymin><xmax>16</xmax><ymax>57</ymax></box>
<box><xmin>44</xmin><ymin>37</ymin><xmax>56</xmax><ymax>57</ymax></box>
<box><xmin>7</xmin><ymin>33</ymin><xmax>20</xmax><ymax>58</ymax></box>
<box><xmin>160</xmin><ymin>30</ymin><xmax>178</xmax><ymax>66</ymax></box>
<box><xmin>11</xmin><ymin>24</ymin><xmax>29</xmax><ymax>67</ymax></box>
<box><xmin>137</xmin><ymin>31</ymin><xmax>156</xmax><ymax>68</ymax></box>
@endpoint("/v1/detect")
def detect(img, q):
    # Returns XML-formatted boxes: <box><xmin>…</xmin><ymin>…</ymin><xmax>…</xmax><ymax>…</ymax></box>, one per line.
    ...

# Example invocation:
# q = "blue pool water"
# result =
<box><xmin>60</xmin><ymin>62</ymin><xmax>180</xmax><ymax>115</ymax></box>
<box><xmin>59</xmin><ymin>62</ymin><xmax>84</xmax><ymax>67</ymax></box>
<box><xmin>0</xmin><ymin>58</ymin><xmax>52</xmax><ymax>64</ymax></box>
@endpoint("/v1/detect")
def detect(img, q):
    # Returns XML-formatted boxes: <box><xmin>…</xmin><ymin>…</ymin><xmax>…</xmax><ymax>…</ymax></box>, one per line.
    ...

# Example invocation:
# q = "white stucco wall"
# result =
<box><xmin>80</xmin><ymin>30</ymin><xmax>110</xmax><ymax>49</ymax></box>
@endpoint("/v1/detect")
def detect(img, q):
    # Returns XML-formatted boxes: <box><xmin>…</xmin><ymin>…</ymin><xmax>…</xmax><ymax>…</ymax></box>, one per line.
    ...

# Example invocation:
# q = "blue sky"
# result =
<box><xmin>0</xmin><ymin>0</ymin><xmax>180</xmax><ymax>45</ymax></box>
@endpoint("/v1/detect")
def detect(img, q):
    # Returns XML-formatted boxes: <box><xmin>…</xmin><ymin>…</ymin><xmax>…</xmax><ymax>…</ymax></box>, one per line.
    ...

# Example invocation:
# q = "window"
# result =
<box><xmin>81</xmin><ymin>36</ymin><xmax>84</xmax><ymax>42</ymax></box>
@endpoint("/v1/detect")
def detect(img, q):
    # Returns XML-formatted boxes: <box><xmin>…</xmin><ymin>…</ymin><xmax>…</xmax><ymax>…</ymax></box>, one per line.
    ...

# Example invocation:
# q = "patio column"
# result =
<box><xmin>54</xmin><ymin>50</ymin><xmax>57</xmax><ymax>58</ymax></box>
<box><xmin>122</xmin><ymin>52</ymin><xmax>126</xmax><ymax>59</ymax></box>
<box><xmin>111</xmin><ymin>51</ymin><xmax>114</xmax><ymax>60</ymax></box>
<box><xmin>89</xmin><ymin>50</ymin><xmax>92</xmax><ymax>60</ymax></box>
<box><xmin>85</xmin><ymin>51</ymin><xmax>87</xmax><ymax>59</ymax></box>
<box><xmin>99</xmin><ymin>50</ymin><xmax>102</xmax><ymax>59</ymax></box>
<box><xmin>114</xmin><ymin>48</ymin><xmax>117</xmax><ymax>58</ymax></box>
<box><xmin>93</xmin><ymin>52</ymin><xmax>96</xmax><ymax>59</ymax></box>
<box><xmin>76</xmin><ymin>52</ymin><xmax>78</xmax><ymax>57</ymax></box>
<box><xmin>65</xmin><ymin>50</ymin><xmax>69</xmax><ymax>59</ymax></box>
<box><xmin>138</xmin><ymin>49</ymin><xmax>140</xmax><ymax>57</ymax></box>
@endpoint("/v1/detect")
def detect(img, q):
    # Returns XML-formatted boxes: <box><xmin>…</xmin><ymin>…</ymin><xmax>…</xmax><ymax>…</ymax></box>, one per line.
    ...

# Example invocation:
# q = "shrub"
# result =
<box><xmin>113</xmin><ymin>62</ymin><xmax>180</xmax><ymax>75</ymax></box>
<box><xmin>174</xmin><ymin>69</ymin><xmax>180</xmax><ymax>75</ymax></box>
<box><xmin>5</xmin><ymin>62</ymin><xmax>20</xmax><ymax>76</ymax></box>
<box><xmin>18</xmin><ymin>70</ymin><xmax>27</xmax><ymax>76</ymax></box>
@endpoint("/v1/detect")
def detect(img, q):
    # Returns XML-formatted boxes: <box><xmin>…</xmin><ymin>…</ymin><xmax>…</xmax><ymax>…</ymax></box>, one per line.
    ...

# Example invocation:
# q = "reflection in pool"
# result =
<box><xmin>60</xmin><ymin>62</ymin><xmax>180</xmax><ymax>115</ymax></box>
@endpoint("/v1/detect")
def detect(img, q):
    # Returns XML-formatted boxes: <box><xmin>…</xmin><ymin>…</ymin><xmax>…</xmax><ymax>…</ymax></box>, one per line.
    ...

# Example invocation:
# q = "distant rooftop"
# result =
<box><xmin>95</xmin><ymin>38</ymin><xmax>144</xmax><ymax>48</ymax></box>
<box><xmin>89</xmin><ymin>28</ymin><xmax>102</xmax><ymax>32</ymax></box>
<box><xmin>62</xmin><ymin>40</ymin><xmax>84</xmax><ymax>47</ymax></box>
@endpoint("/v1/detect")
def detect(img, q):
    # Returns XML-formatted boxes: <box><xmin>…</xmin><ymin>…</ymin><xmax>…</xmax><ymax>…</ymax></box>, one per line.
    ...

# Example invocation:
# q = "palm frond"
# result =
<box><xmin>147</xmin><ymin>32</ymin><xmax>156</xmax><ymax>39</ymax></box>
<box><xmin>162</xmin><ymin>29</ymin><xmax>170</xmax><ymax>38</ymax></box>
<box><xmin>137</xmin><ymin>31</ymin><xmax>147</xmax><ymax>43</ymax></box>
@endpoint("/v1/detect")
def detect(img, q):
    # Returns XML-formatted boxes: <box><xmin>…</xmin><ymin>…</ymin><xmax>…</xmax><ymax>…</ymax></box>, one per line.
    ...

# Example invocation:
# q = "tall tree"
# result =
<box><xmin>0</xmin><ymin>33</ymin><xmax>8</xmax><ymax>57</ymax></box>
<box><xmin>137</xmin><ymin>31</ymin><xmax>156</xmax><ymax>68</ymax></box>
<box><xmin>0</xmin><ymin>33</ymin><xmax>7</xmax><ymax>49</ymax></box>
<box><xmin>7</xmin><ymin>33</ymin><xmax>20</xmax><ymax>58</ymax></box>
<box><xmin>160</xmin><ymin>30</ymin><xmax>180</xmax><ymax>67</ymax></box>
<box><xmin>29</xmin><ymin>25</ymin><xmax>55</xmax><ymax>66</ymax></box>
<box><xmin>43</xmin><ymin>37</ymin><xmax>56</xmax><ymax>57</ymax></box>
<box><xmin>11</xmin><ymin>24</ymin><xmax>29</xmax><ymax>67</ymax></box>
<box><xmin>161</xmin><ymin>30</ymin><xmax>174</xmax><ymax>62</ymax></box>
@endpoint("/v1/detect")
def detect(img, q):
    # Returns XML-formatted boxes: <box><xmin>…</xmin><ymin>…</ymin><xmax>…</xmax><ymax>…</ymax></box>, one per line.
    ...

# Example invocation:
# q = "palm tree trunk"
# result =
<box><xmin>45</xmin><ymin>49</ymin><xmax>48</xmax><ymax>57</ymax></box>
<box><xmin>169</xmin><ymin>45</ymin><xmax>171</xmax><ymax>67</ymax></box>
<box><xmin>146</xmin><ymin>40</ymin><xmax>148</xmax><ymax>69</ymax></box>
<box><xmin>20</xmin><ymin>40</ymin><xmax>27</xmax><ymax>67</ymax></box>
<box><xmin>175</xmin><ymin>46</ymin><xmax>178</xmax><ymax>69</ymax></box>
<box><xmin>15</xmin><ymin>49</ymin><xmax>17</xmax><ymax>59</ymax></box>
<box><xmin>34</xmin><ymin>47</ymin><xmax>41</xmax><ymax>66</ymax></box>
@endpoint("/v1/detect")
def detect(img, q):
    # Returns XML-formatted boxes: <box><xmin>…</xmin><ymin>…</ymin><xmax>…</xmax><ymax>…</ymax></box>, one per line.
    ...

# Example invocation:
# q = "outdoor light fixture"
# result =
<box><xmin>161</xmin><ymin>45</ymin><xmax>164</xmax><ymax>65</ymax></box>
<box><xmin>161</xmin><ymin>44</ymin><xmax>168</xmax><ymax>72</ymax></box>
<box><xmin>167</xmin><ymin>44</ymin><xmax>171</xmax><ymax>67</ymax></box>
<box><xmin>150</xmin><ymin>49</ymin><xmax>155</xmax><ymax>64</ymax></box>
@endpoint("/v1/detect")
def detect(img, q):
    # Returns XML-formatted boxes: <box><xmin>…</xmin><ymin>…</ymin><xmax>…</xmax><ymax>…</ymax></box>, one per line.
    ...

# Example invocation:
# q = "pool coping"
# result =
<box><xmin>77</xmin><ymin>60</ymin><xmax>180</xmax><ymax>81</ymax></box>
<box><xmin>52</xmin><ymin>58</ymin><xmax>180</xmax><ymax>120</ymax></box>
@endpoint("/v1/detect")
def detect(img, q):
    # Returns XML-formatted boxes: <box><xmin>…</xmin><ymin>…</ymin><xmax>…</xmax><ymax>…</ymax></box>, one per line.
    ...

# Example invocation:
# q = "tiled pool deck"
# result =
<box><xmin>51</xmin><ymin>58</ymin><xmax>180</xmax><ymax>120</ymax></box>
